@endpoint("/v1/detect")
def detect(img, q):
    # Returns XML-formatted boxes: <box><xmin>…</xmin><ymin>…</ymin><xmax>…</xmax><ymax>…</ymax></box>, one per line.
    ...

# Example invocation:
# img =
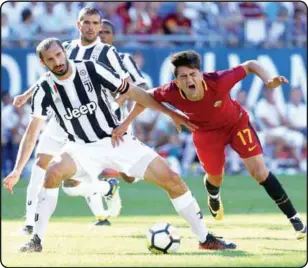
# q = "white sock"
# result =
<box><xmin>25</xmin><ymin>165</ymin><xmax>45</xmax><ymax>226</ymax></box>
<box><xmin>62</xmin><ymin>181</ymin><xmax>109</xmax><ymax>219</ymax></box>
<box><xmin>97</xmin><ymin>181</ymin><xmax>111</xmax><ymax>196</ymax></box>
<box><xmin>209</xmin><ymin>193</ymin><xmax>220</xmax><ymax>200</ymax></box>
<box><xmin>33</xmin><ymin>187</ymin><xmax>59</xmax><ymax>242</ymax></box>
<box><xmin>171</xmin><ymin>191</ymin><xmax>208</xmax><ymax>243</ymax></box>
<box><xmin>75</xmin><ymin>178</ymin><xmax>111</xmax><ymax>197</ymax></box>
<box><xmin>132</xmin><ymin>177</ymin><xmax>142</xmax><ymax>184</ymax></box>
<box><xmin>85</xmin><ymin>192</ymin><xmax>109</xmax><ymax>219</ymax></box>
<box><xmin>289</xmin><ymin>213</ymin><xmax>300</xmax><ymax>220</ymax></box>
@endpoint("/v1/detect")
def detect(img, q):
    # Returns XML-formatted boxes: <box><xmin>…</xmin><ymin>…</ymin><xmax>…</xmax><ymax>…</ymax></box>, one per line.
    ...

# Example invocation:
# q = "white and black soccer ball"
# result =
<box><xmin>146</xmin><ymin>222</ymin><xmax>180</xmax><ymax>254</ymax></box>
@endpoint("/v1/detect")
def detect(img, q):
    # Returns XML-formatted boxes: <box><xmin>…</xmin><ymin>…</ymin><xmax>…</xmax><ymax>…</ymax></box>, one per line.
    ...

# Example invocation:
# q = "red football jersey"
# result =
<box><xmin>152</xmin><ymin>66</ymin><xmax>248</xmax><ymax>131</ymax></box>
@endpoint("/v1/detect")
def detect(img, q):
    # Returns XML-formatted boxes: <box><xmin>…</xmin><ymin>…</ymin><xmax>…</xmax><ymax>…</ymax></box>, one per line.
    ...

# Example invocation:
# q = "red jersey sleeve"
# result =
<box><xmin>215</xmin><ymin>66</ymin><xmax>247</xmax><ymax>95</ymax></box>
<box><xmin>150</xmin><ymin>84</ymin><xmax>170</xmax><ymax>102</ymax></box>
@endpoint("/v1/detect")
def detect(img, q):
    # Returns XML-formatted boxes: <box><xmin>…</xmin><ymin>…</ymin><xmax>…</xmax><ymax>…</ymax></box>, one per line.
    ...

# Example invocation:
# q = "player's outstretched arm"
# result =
<box><xmin>112</xmin><ymin>85</ymin><xmax>198</xmax><ymax>147</ymax></box>
<box><xmin>125</xmin><ymin>84</ymin><xmax>198</xmax><ymax>131</ymax></box>
<box><xmin>3</xmin><ymin>117</ymin><xmax>44</xmax><ymax>194</ymax></box>
<box><xmin>13</xmin><ymin>87</ymin><xmax>35</xmax><ymax>108</ymax></box>
<box><xmin>241</xmin><ymin>60</ymin><xmax>289</xmax><ymax>88</ymax></box>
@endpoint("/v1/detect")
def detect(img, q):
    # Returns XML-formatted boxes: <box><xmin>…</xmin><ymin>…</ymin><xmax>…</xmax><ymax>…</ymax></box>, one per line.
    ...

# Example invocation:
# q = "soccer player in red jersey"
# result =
<box><xmin>113</xmin><ymin>50</ymin><xmax>306</xmax><ymax>240</ymax></box>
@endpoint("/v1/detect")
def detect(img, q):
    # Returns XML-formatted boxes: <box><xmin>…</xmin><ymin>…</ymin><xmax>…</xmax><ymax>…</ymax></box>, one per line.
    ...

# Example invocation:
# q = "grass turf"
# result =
<box><xmin>1</xmin><ymin>175</ymin><xmax>307</xmax><ymax>267</ymax></box>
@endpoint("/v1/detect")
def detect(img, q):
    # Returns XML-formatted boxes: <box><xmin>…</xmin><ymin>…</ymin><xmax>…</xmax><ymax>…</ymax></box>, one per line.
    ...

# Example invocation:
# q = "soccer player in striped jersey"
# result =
<box><xmin>11</xmin><ymin>7</ymin><xmax>132</xmax><ymax>232</ymax></box>
<box><xmin>3</xmin><ymin>38</ymin><xmax>235</xmax><ymax>252</ymax></box>
<box><xmin>100</xmin><ymin>19</ymin><xmax>149</xmax><ymax>122</ymax></box>
<box><xmin>100</xmin><ymin>19</ymin><xmax>149</xmax><ymax>91</ymax></box>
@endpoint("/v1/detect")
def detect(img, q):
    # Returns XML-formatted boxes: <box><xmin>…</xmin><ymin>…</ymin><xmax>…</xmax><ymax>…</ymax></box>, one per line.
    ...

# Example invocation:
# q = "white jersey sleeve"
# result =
<box><xmin>62</xmin><ymin>40</ymin><xmax>70</xmax><ymax>50</ymax></box>
<box><xmin>106</xmin><ymin>46</ymin><xmax>130</xmax><ymax>80</ymax></box>
<box><xmin>122</xmin><ymin>53</ymin><xmax>147</xmax><ymax>85</ymax></box>
<box><xmin>93</xmin><ymin>61</ymin><xmax>129</xmax><ymax>94</ymax></box>
<box><xmin>30</xmin><ymin>82</ymin><xmax>50</xmax><ymax>120</ymax></box>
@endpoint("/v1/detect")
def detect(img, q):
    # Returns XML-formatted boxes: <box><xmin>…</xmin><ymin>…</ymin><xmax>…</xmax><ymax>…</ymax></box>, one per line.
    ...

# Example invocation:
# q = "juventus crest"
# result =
<box><xmin>78</xmin><ymin>66</ymin><xmax>95</xmax><ymax>92</ymax></box>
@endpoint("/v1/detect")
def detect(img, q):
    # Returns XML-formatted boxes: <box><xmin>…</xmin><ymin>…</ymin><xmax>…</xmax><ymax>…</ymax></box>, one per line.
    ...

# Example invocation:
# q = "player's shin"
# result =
<box><xmin>33</xmin><ymin>187</ymin><xmax>59</xmax><ymax>242</ymax></box>
<box><xmin>260</xmin><ymin>172</ymin><xmax>306</xmax><ymax>237</ymax></box>
<box><xmin>260</xmin><ymin>172</ymin><xmax>297</xmax><ymax>218</ymax></box>
<box><xmin>204</xmin><ymin>174</ymin><xmax>224</xmax><ymax>220</ymax></box>
<box><xmin>205</xmin><ymin>175</ymin><xmax>221</xmax><ymax>200</ymax></box>
<box><xmin>25</xmin><ymin>165</ymin><xmax>45</xmax><ymax>226</ymax></box>
<box><xmin>85</xmin><ymin>193</ymin><xmax>109</xmax><ymax>220</ymax></box>
<box><xmin>171</xmin><ymin>190</ymin><xmax>208</xmax><ymax>243</ymax></box>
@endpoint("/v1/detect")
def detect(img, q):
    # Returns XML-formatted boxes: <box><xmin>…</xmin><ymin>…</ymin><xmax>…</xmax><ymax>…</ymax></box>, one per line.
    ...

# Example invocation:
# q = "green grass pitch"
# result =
<box><xmin>1</xmin><ymin>175</ymin><xmax>307</xmax><ymax>267</ymax></box>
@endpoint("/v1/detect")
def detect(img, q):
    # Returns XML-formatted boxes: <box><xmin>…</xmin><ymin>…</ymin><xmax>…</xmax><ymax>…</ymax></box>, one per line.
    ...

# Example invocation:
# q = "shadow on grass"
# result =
<box><xmin>82</xmin><ymin>250</ymin><xmax>253</xmax><ymax>257</ymax></box>
<box><xmin>236</xmin><ymin>237</ymin><xmax>293</xmax><ymax>241</ymax></box>
<box><xmin>262</xmin><ymin>247</ymin><xmax>307</xmax><ymax>253</ymax></box>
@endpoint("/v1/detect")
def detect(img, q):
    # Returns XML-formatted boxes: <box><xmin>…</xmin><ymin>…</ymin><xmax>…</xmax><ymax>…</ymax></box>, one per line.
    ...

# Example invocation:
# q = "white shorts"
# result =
<box><xmin>36</xmin><ymin>117</ymin><xmax>68</xmax><ymax>156</ymax></box>
<box><xmin>41</xmin><ymin>117</ymin><xmax>68</xmax><ymax>142</ymax></box>
<box><xmin>61</xmin><ymin>134</ymin><xmax>158</xmax><ymax>184</ymax></box>
<box><xmin>36</xmin><ymin>135</ymin><xmax>67</xmax><ymax>156</ymax></box>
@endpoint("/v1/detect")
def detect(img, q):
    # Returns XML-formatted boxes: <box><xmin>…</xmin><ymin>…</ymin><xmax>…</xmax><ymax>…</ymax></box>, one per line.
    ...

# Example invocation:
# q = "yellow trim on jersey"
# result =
<box><xmin>178</xmin><ymin>87</ymin><xmax>186</xmax><ymax>99</ymax></box>
<box><xmin>203</xmin><ymin>80</ymin><xmax>208</xmax><ymax>91</ymax></box>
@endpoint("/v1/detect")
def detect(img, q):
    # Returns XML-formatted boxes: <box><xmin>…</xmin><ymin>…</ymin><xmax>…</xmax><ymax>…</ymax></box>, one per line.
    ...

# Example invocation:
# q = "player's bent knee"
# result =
<box><xmin>206</xmin><ymin>174</ymin><xmax>223</xmax><ymax>187</ymax></box>
<box><xmin>165</xmin><ymin>172</ymin><xmax>187</xmax><ymax>197</ymax></box>
<box><xmin>35</xmin><ymin>154</ymin><xmax>53</xmax><ymax>170</ymax></box>
<box><xmin>249</xmin><ymin>165</ymin><xmax>269</xmax><ymax>183</ymax></box>
<box><xmin>44</xmin><ymin>165</ymin><xmax>64</xmax><ymax>188</ymax></box>
<box><xmin>144</xmin><ymin>156</ymin><xmax>187</xmax><ymax>197</ymax></box>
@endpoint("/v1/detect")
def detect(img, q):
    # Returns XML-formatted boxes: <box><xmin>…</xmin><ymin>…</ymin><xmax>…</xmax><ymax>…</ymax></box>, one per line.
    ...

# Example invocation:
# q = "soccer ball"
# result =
<box><xmin>146</xmin><ymin>222</ymin><xmax>180</xmax><ymax>254</ymax></box>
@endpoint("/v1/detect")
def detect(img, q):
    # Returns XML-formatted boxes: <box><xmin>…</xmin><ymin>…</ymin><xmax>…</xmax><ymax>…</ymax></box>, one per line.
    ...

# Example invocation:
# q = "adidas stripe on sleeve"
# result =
<box><xmin>30</xmin><ymin>82</ymin><xmax>51</xmax><ymax>119</ymax></box>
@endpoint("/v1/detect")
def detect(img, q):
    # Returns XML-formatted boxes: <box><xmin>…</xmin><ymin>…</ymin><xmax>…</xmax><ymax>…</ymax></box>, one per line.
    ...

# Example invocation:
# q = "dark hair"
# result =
<box><xmin>171</xmin><ymin>50</ymin><xmax>201</xmax><ymax>76</ymax></box>
<box><xmin>21</xmin><ymin>8</ymin><xmax>32</xmax><ymax>22</ymax></box>
<box><xmin>78</xmin><ymin>6</ymin><xmax>102</xmax><ymax>21</ymax></box>
<box><xmin>101</xmin><ymin>19</ymin><xmax>115</xmax><ymax>34</ymax></box>
<box><xmin>36</xmin><ymin>38</ymin><xmax>64</xmax><ymax>60</ymax></box>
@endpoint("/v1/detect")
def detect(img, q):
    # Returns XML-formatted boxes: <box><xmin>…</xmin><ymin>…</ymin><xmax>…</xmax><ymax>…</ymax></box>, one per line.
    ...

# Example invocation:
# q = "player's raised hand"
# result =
<box><xmin>3</xmin><ymin>170</ymin><xmax>21</xmax><ymax>194</ymax></box>
<box><xmin>170</xmin><ymin>112</ymin><xmax>198</xmax><ymax>133</ymax></box>
<box><xmin>13</xmin><ymin>94</ymin><xmax>28</xmax><ymax>108</ymax></box>
<box><xmin>266</xmin><ymin>76</ymin><xmax>289</xmax><ymax>89</ymax></box>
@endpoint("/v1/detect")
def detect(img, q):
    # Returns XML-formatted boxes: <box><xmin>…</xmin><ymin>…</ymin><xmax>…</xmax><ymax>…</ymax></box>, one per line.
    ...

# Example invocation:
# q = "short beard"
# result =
<box><xmin>51</xmin><ymin>59</ymin><xmax>69</xmax><ymax>77</ymax></box>
<box><xmin>81</xmin><ymin>35</ymin><xmax>96</xmax><ymax>45</ymax></box>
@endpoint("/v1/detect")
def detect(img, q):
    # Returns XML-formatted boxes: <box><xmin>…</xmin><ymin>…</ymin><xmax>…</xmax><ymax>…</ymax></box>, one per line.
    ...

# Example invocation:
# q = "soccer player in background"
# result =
<box><xmin>112</xmin><ymin>50</ymin><xmax>307</xmax><ymax>240</ymax></box>
<box><xmin>3</xmin><ymin>38</ymin><xmax>236</xmax><ymax>252</ymax></box>
<box><xmin>12</xmin><ymin>7</ymin><xmax>132</xmax><ymax>232</ymax></box>
<box><xmin>100</xmin><ymin>19</ymin><xmax>149</xmax><ymax>91</ymax></box>
<box><xmin>100</xmin><ymin>18</ymin><xmax>149</xmax><ymax>117</ymax></box>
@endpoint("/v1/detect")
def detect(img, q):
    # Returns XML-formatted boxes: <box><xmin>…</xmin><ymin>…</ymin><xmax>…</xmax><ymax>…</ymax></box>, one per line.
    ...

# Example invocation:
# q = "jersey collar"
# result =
<box><xmin>77</xmin><ymin>37</ymin><xmax>101</xmax><ymax>48</ymax></box>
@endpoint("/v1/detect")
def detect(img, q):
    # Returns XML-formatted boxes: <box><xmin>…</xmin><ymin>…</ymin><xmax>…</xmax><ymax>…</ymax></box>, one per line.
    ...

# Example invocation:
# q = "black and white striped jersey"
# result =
<box><xmin>31</xmin><ymin>60</ymin><xmax>129</xmax><ymax>144</ymax></box>
<box><xmin>119</xmin><ymin>52</ymin><xmax>147</xmax><ymax>86</ymax></box>
<box><xmin>63</xmin><ymin>38</ymin><xmax>130</xmax><ymax>80</ymax></box>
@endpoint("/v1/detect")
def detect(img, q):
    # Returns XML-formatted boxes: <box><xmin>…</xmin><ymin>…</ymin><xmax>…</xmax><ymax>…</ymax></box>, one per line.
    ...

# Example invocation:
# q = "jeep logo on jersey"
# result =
<box><xmin>64</xmin><ymin>102</ymin><xmax>97</xmax><ymax>120</ymax></box>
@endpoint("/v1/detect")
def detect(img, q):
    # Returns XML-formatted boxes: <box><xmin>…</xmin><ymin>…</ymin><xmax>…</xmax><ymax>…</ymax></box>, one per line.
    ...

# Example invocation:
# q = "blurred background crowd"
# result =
<box><xmin>2</xmin><ymin>1</ymin><xmax>307</xmax><ymax>48</ymax></box>
<box><xmin>1</xmin><ymin>1</ymin><xmax>307</xmax><ymax>178</ymax></box>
